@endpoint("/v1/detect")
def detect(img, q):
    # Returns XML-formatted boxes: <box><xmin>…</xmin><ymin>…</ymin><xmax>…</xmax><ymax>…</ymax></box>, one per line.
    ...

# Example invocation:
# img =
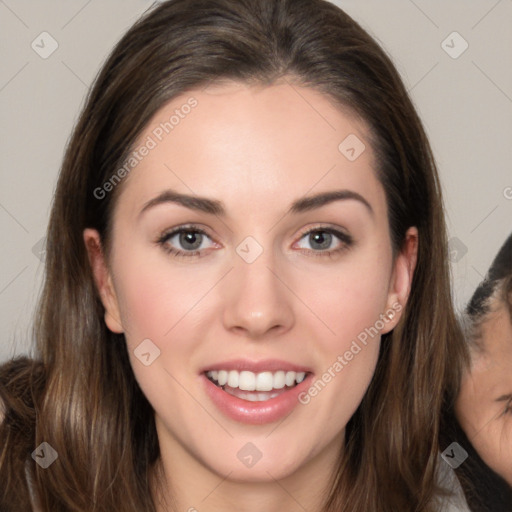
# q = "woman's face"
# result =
<box><xmin>85</xmin><ymin>80</ymin><xmax>416</xmax><ymax>487</ymax></box>
<box><xmin>456</xmin><ymin>298</ymin><xmax>512</xmax><ymax>486</ymax></box>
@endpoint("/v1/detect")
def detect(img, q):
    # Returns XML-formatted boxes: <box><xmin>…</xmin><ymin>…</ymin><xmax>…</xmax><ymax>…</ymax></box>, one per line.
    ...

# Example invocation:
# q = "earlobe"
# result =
<box><xmin>381</xmin><ymin>227</ymin><xmax>419</xmax><ymax>334</ymax></box>
<box><xmin>83</xmin><ymin>228</ymin><xmax>124</xmax><ymax>333</ymax></box>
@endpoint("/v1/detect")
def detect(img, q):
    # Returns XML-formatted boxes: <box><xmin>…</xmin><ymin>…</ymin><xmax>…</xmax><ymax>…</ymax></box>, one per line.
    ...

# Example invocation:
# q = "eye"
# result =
<box><xmin>156</xmin><ymin>224</ymin><xmax>216</xmax><ymax>259</ymax></box>
<box><xmin>294</xmin><ymin>226</ymin><xmax>354</xmax><ymax>258</ymax></box>
<box><xmin>156</xmin><ymin>223</ymin><xmax>354</xmax><ymax>260</ymax></box>
<box><xmin>497</xmin><ymin>396</ymin><xmax>512</xmax><ymax>418</ymax></box>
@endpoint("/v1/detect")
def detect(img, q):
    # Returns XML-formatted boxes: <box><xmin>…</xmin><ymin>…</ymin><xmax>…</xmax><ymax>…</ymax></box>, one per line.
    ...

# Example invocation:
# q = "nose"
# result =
<box><xmin>221</xmin><ymin>248</ymin><xmax>295</xmax><ymax>340</ymax></box>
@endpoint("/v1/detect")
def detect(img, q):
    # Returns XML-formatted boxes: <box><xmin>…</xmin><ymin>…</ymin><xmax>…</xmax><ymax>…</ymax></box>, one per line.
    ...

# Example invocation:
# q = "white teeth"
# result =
<box><xmin>227</xmin><ymin>370</ymin><xmax>239</xmax><ymax>388</ymax></box>
<box><xmin>256</xmin><ymin>371</ymin><xmax>274</xmax><ymax>391</ymax></box>
<box><xmin>206</xmin><ymin>369</ymin><xmax>308</xmax><ymax>391</ymax></box>
<box><xmin>224</xmin><ymin>388</ymin><xmax>282</xmax><ymax>401</ymax></box>
<box><xmin>238</xmin><ymin>371</ymin><xmax>256</xmax><ymax>391</ymax></box>
<box><xmin>217</xmin><ymin>370</ymin><xmax>228</xmax><ymax>386</ymax></box>
<box><xmin>285</xmin><ymin>371</ymin><xmax>296</xmax><ymax>387</ymax></box>
<box><xmin>273</xmin><ymin>371</ymin><xmax>286</xmax><ymax>389</ymax></box>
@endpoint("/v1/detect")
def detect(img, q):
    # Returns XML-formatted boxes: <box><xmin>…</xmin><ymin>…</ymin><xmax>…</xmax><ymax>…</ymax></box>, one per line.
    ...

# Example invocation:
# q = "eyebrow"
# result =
<box><xmin>139</xmin><ymin>188</ymin><xmax>374</xmax><ymax>218</ymax></box>
<box><xmin>495</xmin><ymin>393</ymin><xmax>512</xmax><ymax>403</ymax></box>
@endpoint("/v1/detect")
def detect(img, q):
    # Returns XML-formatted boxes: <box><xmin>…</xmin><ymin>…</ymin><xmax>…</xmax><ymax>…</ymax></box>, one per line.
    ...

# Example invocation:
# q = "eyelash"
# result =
<box><xmin>156</xmin><ymin>223</ymin><xmax>353</xmax><ymax>260</ymax></box>
<box><xmin>497</xmin><ymin>398</ymin><xmax>512</xmax><ymax>418</ymax></box>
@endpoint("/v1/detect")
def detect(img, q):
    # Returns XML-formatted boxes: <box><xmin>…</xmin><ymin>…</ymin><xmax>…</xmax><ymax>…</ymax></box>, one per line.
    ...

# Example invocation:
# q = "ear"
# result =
<box><xmin>83</xmin><ymin>228</ymin><xmax>124</xmax><ymax>333</ymax></box>
<box><xmin>380</xmin><ymin>226</ymin><xmax>419</xmax><ymax>334</ymax></box>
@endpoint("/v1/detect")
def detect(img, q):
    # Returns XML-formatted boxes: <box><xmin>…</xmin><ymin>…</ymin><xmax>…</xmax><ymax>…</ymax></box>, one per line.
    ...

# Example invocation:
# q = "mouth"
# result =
<box><xmin>205</xmin><ymin>369</ymin><xmax>309</xmax><ymax>402</ymax></box>
<box><xmin>200</xmin><ymin>359</ymin><xmax>314</xmax><ymax>424</ymax></box>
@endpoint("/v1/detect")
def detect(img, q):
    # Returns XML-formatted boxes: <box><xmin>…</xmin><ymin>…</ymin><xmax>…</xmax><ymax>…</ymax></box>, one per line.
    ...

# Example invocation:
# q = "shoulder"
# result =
<box><xmin>0</xmin><ymin>355</ymin><xmax>45</xmax><ymax>397</ymax></box>
<box><xmin>0</xmin><ymin>357</ymin><xmax>44</xmax><ymax>512</ymax></box>
<box><xmin>0</xmin><ymin>356</ymin><xmax>45</xmax><ymax>432</ymax></box>
<box><xmin>434</xmin><ymin>452</ymin><xmax>471</xmax><ymax>512</ymax></box>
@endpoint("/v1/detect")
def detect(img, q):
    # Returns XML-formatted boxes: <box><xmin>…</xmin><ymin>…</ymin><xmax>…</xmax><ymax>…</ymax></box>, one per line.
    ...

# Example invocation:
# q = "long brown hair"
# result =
<box><xmin>0</xmin><ymin>1</ymin><xmax>466</xmax><ymax>510</ymax></box>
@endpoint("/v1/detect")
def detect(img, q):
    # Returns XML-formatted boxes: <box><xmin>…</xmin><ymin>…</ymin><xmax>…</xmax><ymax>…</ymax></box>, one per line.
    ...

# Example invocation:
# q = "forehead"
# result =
<box><xmin>478</xmin><ymin>301</ymin><xmax>512</xmax><ymax>358</ymax></box>
<box><xmin>114</xmin><ymin>80</ymin><xmax>385</xmax><ymax>221</ymax></box>
<box><xmin>465</xmin><ymin>303</ymin><xmax>512</xmax><ymax>394</ymax></box>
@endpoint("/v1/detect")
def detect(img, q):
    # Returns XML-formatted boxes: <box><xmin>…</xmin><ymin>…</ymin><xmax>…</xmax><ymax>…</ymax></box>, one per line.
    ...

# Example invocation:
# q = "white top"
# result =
<box><xmin>434</xmin><ymin>453</ymin><xmax>471</xmax><ymax>511</ymax></box>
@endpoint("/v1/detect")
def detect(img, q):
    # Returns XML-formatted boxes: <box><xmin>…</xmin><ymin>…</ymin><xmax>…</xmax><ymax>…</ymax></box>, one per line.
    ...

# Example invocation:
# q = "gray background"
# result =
<box><xmin>1</xmin><ymin>0</ymin><xmax>511</xmax><ymax>362</ymax></box>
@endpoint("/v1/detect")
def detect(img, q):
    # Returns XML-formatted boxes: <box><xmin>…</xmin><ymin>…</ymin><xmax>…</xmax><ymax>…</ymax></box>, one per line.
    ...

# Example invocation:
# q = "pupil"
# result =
<box><xmin>181</xmin><ymin>231</ymin><xmax>202</xmax><ymax>250</ymax></box>
<box><xmin>311</xmin><ymin>231</ymin><xmax>331</xmax><ymax>250</ymax></box>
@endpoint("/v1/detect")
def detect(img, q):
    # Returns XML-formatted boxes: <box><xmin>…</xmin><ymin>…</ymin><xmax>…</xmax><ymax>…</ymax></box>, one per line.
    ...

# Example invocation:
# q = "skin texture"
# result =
<box><xmin>456</xmin><ymin>299</ymin><xmax>512</xmax><ymax>487</ymax></box>
<box><xmin>84</xmin><ymin>80</ymin><xmax>418</xmax><ymax>512</ymax></box>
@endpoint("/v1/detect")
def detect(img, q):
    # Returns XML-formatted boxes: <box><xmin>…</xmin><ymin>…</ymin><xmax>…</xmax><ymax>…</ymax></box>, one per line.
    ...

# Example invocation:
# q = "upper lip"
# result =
<box><xmin>200</xmin><ymin>359</ymin><xmax>313</xmax><ymax>374</ymax></box>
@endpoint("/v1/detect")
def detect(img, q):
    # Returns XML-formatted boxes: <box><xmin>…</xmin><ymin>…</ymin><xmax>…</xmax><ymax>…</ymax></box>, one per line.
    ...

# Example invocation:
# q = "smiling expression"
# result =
<box><xmin>84</xmin><ymin>79</ymin><xmax>416</xmax><ymax>490</ymax></box>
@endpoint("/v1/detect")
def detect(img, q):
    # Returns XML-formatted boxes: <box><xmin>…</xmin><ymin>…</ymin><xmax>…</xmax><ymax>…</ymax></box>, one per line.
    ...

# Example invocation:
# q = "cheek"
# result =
<box><xmin>455</xmin><ymin>380</ymin><xmax>486</xmax><ymax>440</ymax></box>
<box><xmin>472</xmin><ymin>422</ymin><xmax>512</xmax><ymax>485</ymax></box>
<box><xmin>112</xmin><ymin>248</ymin><xmax>214</xmax><ymax>345</ymax></box>
<box><xmin>113</xmin><ymin>255</ymin><xmax>212</xmax><ymax>404</ymax></box>
<box><xmin>298</xmin><ymin>247</ymin><xmax>394</xmax><ymax>346</ymax></box>
<box><xmin>290</xmin><ymin>249</ymin><xmax>392</xmax><ymax>422</ymax></box>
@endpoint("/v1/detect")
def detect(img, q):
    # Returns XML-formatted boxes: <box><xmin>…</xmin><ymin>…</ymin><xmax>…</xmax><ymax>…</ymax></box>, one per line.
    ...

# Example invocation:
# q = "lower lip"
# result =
<box><xmin>201</xmin><ymin>373</ymin><xmax>312</xmax><ymax>425</ymax></box>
